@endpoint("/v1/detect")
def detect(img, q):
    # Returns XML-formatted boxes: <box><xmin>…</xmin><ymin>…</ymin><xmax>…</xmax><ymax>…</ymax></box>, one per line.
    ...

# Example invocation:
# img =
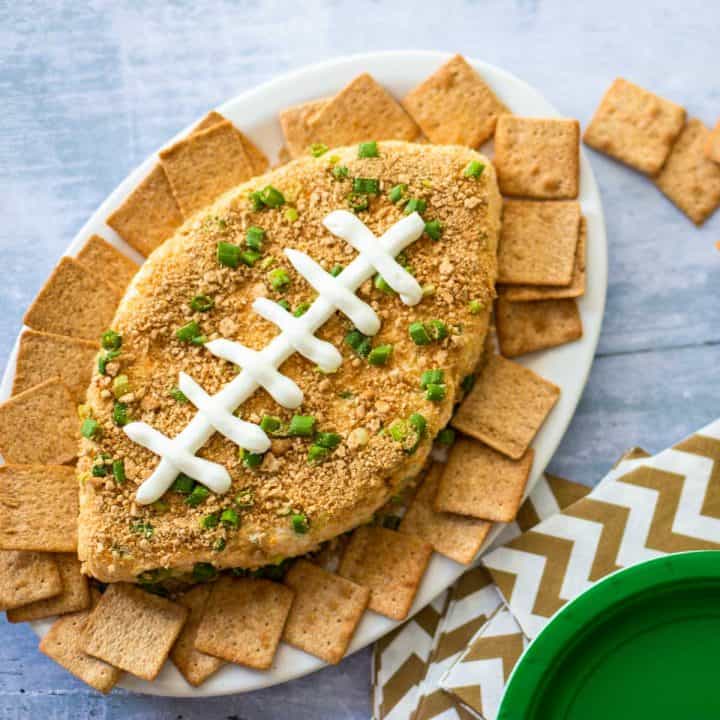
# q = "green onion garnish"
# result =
<box><xmin>409</xmin><ymin>322</ymin><xmax>431</xmax><ymax>346</ymax></box>
<box><xmin>277</xmin><ymin>299</ymin><xmax>291</xmax><ymax>311</ymax></box>
<box><xmin>409</xmin><ymin>413</ymin><xmax>427</xmax><ymax>436</ymax></box>
<box><xmin>425</xmin><ymin>383</ymin><xmax>446</xmax><ymax>402</ymax></box>
<box><xmin>260</xmin><ymin>185</ymin><xmax>285</xmax><ymax>208</ymax></box>
<box><xmin>358</xmin><ymin>141</ymin><xmax>379</xmax><ymax>158</ymax></box>
<box><xmin>235</xmin><ymin>488</ymin><xmax>254</xmax><ymax>509</ymax></box>
<box><xmin>130</xmin><ymin>520</ymin><xmax>154</xmax><ymax>539</ymax></box>
<box><xmin>192</xmin><ymin>562</ymin><xmax>217</xmax><ymax>582</ymax></box>
<box><xmin>468</xmin><ymin>299</ymin><xmax>485</xmax><ymax>315</ymax></box>
<box><xmin>112</xmin><ymin>401</ymin><xmax>129</xmax><ymax>427</ymax></box>
<box><xmin>404</xmin><ymin>198</ymin><xmax>427</xmax><ymax>216</ymax></box>
<box><xmin>169</xmin><ymin>386</ymin><xmax>188</xmax><ymax>403</ymax></box>
<box><xmin>112</xmin><ymin>459</ymin><xmax>126</xmax><ymax>485</ymax></box>
<box><xmin>190</xmin><ymin>294</ymin><xmax>214</xmax><ymax>312</ymax></box>
<box><xmin>217</xmin><ymin>241</ymin><xmax>241</xmax><ymax>268</ymax></box>
<box><xmin>245</xmin><ymin>225</ymin><xmax>265</xmax><ymax>251</ymax></box>
<box><xmin>437</xmin><ymin>428</ymin><xmax>456</xmax><ymax>446</ymax></box>
<box><xmin>330</xmin><ymin>264</ymin><xmax>344</xmax><ymax>277</ymax></box>
<box><xmin>427</xmin><ymin>319</ymin><xmax>448</xmax><ymax>341</ymax></box>
<box><xmin>101</xmin><ymin>330</ymin><xmax>122</xmax><ymax>351</ymax></box>
<box><xmin>352</xmin><ymin>177</ymin><xmax>380</xmax><ymax>195</ymax></box>
<box><xmin>388</xmin><ymin>419</ymin><xmax>408</xmax><ymax>442</ymax></box>
<box><xmin>91</xmin><ymin>461</ymin><xmax>107</xmax><ymax>477</ymax></box>
<box><xmin>260</xmin><ymin>415</ymin><xmax>282</xmax><ymax>434</ymax></box>
<box><xmin>309</xmin><ymin>143</ymin><xmax>329</xmax><ymax>157</ymax></box>
<box><xmin>285</xmin><ymin>207</ymin><xmax>299</xmax><ymax>222</ymax></box>
<box><xmin>388</xmin><ymin>184</ymin><xmax>407</xmax><ymax>203</ymax></box>
<box><xmin>213</xmin><ymin>538</ymin><xmax>227</xmax><ymax>552</ymax></box>
<box><xmin>185</xmin><ymin>485</ymin><xmax>210</xmax><ymax>507</ymax></box>
<box><xmin>332</xmin><ymin>165</ymin><xmax>349</xmax><ymax>180</ymax></box>
<box><xmin>368</xmin><ymin>344</ymin><xmax>393</xmax><ymax>366</ymax></box>
<box><xmin>293</xmin><ymin>302</ymin><xmax>311</xmax><ymax>317</ymax></box>
<box><xmin>81</xmin><ymin>418</ymin><xmax>101</xmax><ymax>439</ymax></box>
<box><xmin>112</xmin><ymin>374</ymin><xmax>131</xmax><ymax>399</ymax></box>
<box><xmin>240</xmin><ymin>448</ymin><xmax>264</xmax><ymax>469</ymax></box>
<box><xmin>345</xmin><ymin>329</ymin><xmax>372</xmax><ymax>357</ymax></box>
<box><xmin>424</xmin><ymin>219</ymin><xmax>443</xmax><ymax>241</ymax></box>
<box><xmin>290</xmin><ymin>512</ymin><xmax>310</xmax><ymax>534</ymax></box>
<box><xmin>200</xmin><ymin>512</ymin><xmax>219</xmax><ymax>530</ymax></box>
<box><xmin>238</xmin><ymin>249</ymin><xmax>261</xmax><ymax>267</ymax></box>
<box><xmin>464</xmin><ymin>160</ymin><xmax>486</xmax><ymax>178</ymax></box>
<box><xmin>221</xmin><ymin>508</ymin><xmax>240</xmax><ymax>528</ymax></box>
<box><xmin>420</xmin><ymin>369</ymin><xmax>444</xmax><ymax>388</ymax></box>
<box><xmin>316</xmin><ymin>431</ymin><xmax>342</xmax><ymax>449</ymax></box>
<box><xmin>176</xmin><ymin>321</ymin><xmax>202</xmax><ymax>343</ymax></box>
<box><xmin>171</xmin><ymin>473</ymin><xmax>195</xmax><ymax>494</ymax></box>
<box><xmin>268</xmin><ymin>267</ymin><xmax>291</xmax><ymax>291</ymax></box>
<box><xmin>288</xmin><ymin>414</ymin><xmax>316</xmax><ymax>437</ymax></box>
<box><xmin>348</xmin><ymin>193</ymin><xmax>369</xmax><ymax>212</ymax></box>
<box><xmin>307</xmin><ymin>444</ymin><xmax>330</xmax><ymax>464</ymax></box>
<box><xmin>98</xmin><ymin>349</ymin><xmax>120</xmax><ymax>375</ymax></box>
<box><xmin>374</xmin><ymin>275</ymin><xmax>395</xmax><ymax>294</ymax></box>
<box><xmin>461</xmin><ymin>374</ymin><xmax>476</xmax><ymax>394</ymax></box>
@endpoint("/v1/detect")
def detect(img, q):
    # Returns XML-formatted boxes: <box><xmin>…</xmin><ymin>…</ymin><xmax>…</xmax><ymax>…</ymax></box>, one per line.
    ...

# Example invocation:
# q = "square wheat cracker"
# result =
<box><xmin>495</xmin><ymin>116</ymin><xmax>580</xmax><ymax>199</ymax></box>
<box><xmin>160</xmin><ymin>120</ymin><xmax>255</xmax><ymax>218</ymax></box>
<box><xmin>106</xmin><ymin>164</ymin><xmax>184</xmax><ymax>257</ymax></box>
<box><xmin>279</xmin><ymin>98</ymin><xmax>329</xmax><ymax>159</ymax></box>
<box><xmin>282</xmin><ymin>559</ymin><xmax>370</xmax><ymax>664</ymax></box>
<box><xmin>0</xmin><ymin>379</ymin><xmax>78</xmax><ymax>465</ymax></box>
<box><xmin>654</xmin><ymin>118</ymin><xmax>720</xmax><ymax>225</ymax></box>
<box><xmin>435</xmin><ymin>438</ymin><xmax>534</xmax><ymax>522</ymax></box>
<box><xmin>495</xmin><ymin>296</ymin><xmax>583</xmax><ymax>357</ymax></box>
<box><xmin>0</xmin><ymin>464</ymin><xmax>78</xmax><ymax>551</ymax></box>
<box><xmin>306</xmin><ymin>74</ymin><xmax>420</xmax><ymax>149</ymax></box>
<box><xmin>170</xmin><ymin>584</ymin><xmax>224</xmax><ymax>687</ymax></box>
<box><xmin>498</xmin><ymin>200</ymin><xmax>580</xmax><ymax>286</ymax></box>
<box><xmin>8</xmin><ymin>553</ymin><xmax>89</xmax><ymax>622</ymax></box>
<box><xmin>583</xmin><ymin>78</ymin><xmax>685</xmax><ymax>175</ymax></box>
<box><xmin>81</xmin><ymin>583</ymin><xmax>187</xmax><ymax>681</ymax></box>
<box><xmin>399</xmin><ymin>463</ymin><xmax>492</xmax><ymax>564</ymax></box>
<box><xmin>0</xmin><ymin>550</ymin><xmax>61</xmax><ymax>611</ymax></box>
<box><xmin>451</xmin><ymin>354</ymin><xmax>560</xmax><ymax>459</ymax></box>
<box><xmin>402</xmin><ymin>54</ymin><xmax>508</xmax><ymax>147</ymax></box>
<box><xmin>338</xmin><ymin>526</ymin><xmax>432</xmax><ymax>621</ymax></box>
<box><xmin>12</xmin><ymin>330</ymin><xmax>97</xmax><ymax>402</ymax></box>
<box><xmin>503</xmin><ymin>217</ymin><xmax>587</xmax><ymax>301</ymax></box>
<box><xmin>706</xmin><ymin>121</ymin><xmax>720</xmax><ymax>164</ymax></box>
<box><xmin>194</xmin><ymin>576</ymin><xmax>293</xmax><ymax>670</ymax></box>
<box><xmin>23</xmin><ymin>257</ymin><xmax>121</xmax><ymax>341</ymax></box>
<box><xmin>76</xmin><ymin>234</ymin><xmax>140</xmax><ymax>292</ymax></box>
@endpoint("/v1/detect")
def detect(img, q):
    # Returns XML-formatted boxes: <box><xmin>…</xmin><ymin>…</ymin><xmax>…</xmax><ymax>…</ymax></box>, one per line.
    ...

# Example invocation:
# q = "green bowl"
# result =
<box><xmin>499</xmin><ymin>550</ymin><xmax>720</xmax><ymax>720</ymax></box>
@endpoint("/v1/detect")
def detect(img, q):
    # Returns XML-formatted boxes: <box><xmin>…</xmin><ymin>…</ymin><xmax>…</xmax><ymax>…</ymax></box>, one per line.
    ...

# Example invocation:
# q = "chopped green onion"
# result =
<box><xmin>293</xmin><ymin>301</ymin><xmax>311</xmax><ymax>317</ymax></box>
<box><xmin>152</xmin><ymin>500</ymin><xmax>169</xmax><ymax>514</ymax></box>
<box><xmin>285</xmin><ymin>207</ymin><xmax>299</xmax><ymax>222</ymax></box>
<box><xmin>191</xmin><ymin>334</ymin><xmax>207</xmax><ymax>346</ymax></box>
<box><xmin>176</xmin><ymin>321</ymin><xmax>202</xmax><ymax>343</ymax></box>
<box><xmin>425</xmin><ymin>383</ymin><xmax>446</xmax><ymax>402</ymax></box>
<box><xmin>249</xmin><ymin>190</ymin><xmax>265</xmax><ymax>211</ymax></box>
<box><xmin>330</xmin><ymin>264</ymin><xmax>344</xmax><ymax>277</ymax></box>
<box><xmin>217</xmin><ymin>241</ymin><xmax>241</xmax><ymax>268</ymax></box>
<box><xmin>332</xmin><ymin>165</ymin><xmax>349</xmax><ymax>180</ymax></box>
<box><xmin>437</xmin><ymin>428</ymin><xmax>456</xmax><ymax>446</ymax></box>
<box><xmin>260</xmin><ymin>414</ymin><xmax>282</xmax><ymax>434</ymax></box>
<box><xmin>464</xmin><ymin>160</ymin><xmax>486</xmax><ymax>178</ymax></box>
<box><xmin>91</xmin><ymin>461</ymin><xmax>107</xmax><ymax>477</ymax></box>
<box><xmin>427</xmin><ymin>319</ymin><xmax>448</xmax><ymax>341</ymax></box>
<box><xmin>420</xmin><ymin>369</ymin><xmax>444</xmax><ymax>388</ymax></box>
<box><xmin>468</xmin><ymin>299</ymin><xmax>485</xmax><ymax>315</ymax></box>
<box><xmin>112</xmin><ymin>401</ymin><xmax>129</xmax><ymax>427</ymax></box>
<box><xmin>221</xmin><ymin>508</ymin><xmax>240</xmax><ymax>528</ymax></box>
<box><xmin>130</xmin><ymin>520</ymin><xmax>154</xmax><ymax>539</ymax></box>
<box><xmin>81</xmin><ymin>418</ymin><xmax>101</xmax><ymax>439</ymax></box>
<box><xmin>260</xmin><ymin>256</ymin><xmax>276</xmax><ymax>270</ymax></box>
<box><xmin>352</xmin><ymin>177</ymin><xmax>380</xmax><ymax>195</ymax></box>
<box><xmin>200</xmin><ymin>513</ymin><xmax>219</xmax><ymax>530</ymax></box>
<box><xmin>461</xmin><ymin>374</ymin><xmax>476</xmax><ymax>394</ymax></box>
<box><xmin>245</xmin><ymin>225</ymin><xmax>265</xmax><ymax>251</ymax></box>
<box><xmin>348</xmin><ymin>193</ymin><xmax>369</xmax><ymax>212</ymax></box>
<box><xmin>277</xmin><ymin>299</ymin><xmax>291</xmax><ymax>311</ymax></box>
<box><xmin>288</xmin><ymin>414</ymin><xmax>316</xmax><ymax>437</ymax></box>
<box><xmin>112</xmin><ymin>459</ymin><xmax>126</xmax><ymax>484</ymax></box>
<box><xmin>388</xmin><ymin>184</ymin><xmax>407</xmax><ymax>203</ymax></box>
<box><xmin>190</xmin><ymin>294</ymin><xmax>214</xmax><ymax>312</ymax></box>
<box><xmin>101</xmin><ymin>330</ymin><xmax>122</xmax><ymax>351</ymax></box>
<box><xmin>240</xmin><ymin>448</ymin><xmax>264</xmax><ymax>469</ymax></box>
<box><xmin>409</xmin><ymin>321</ymin><xmax>431</xmax><ymax>346</ymax></box>
<box><xmin>235</xmin><ymin>488</ymin><xmax>254</xmax><ymax>509</ymax></box>
<box><xmin>388</xmin><ymin>419</ymin><xmax>408</xmax><ymax>442</ymax></box>
<box><xmin>345</xmin><ymin>329</ymin><xmax>372</xmax><ymax>357</ymax></box>
<box><xmin>409</xmin><ymin>413</ymin><xmax>427</xmax><ymax>437</ymax></box>
<box><xmin>98</xmin><ymin>349</ymin><xmax>120</xmax><ymax>375</ymax></box>
<box><xmin>316</xmin><ymin>432</ymin><xmax>342</xmax><ymax>449</ymax></box>
<box><xmin>424</xmin><ymin>219</ymin><xmax>443</xmax><ymax>241</ymax></box>
<box><xmin>213</xmin><ymin>538</ymin><xmax>227</xmax><ymax>552</ymax></box>
<box><xmin>309</xmin><ymin>142</ymin><xmax>328</xmax><ymax>157</ymax></box>
<box><xmin>192</xmin><ymin>562</ymin><xmax>217</xmax><ymax>582</ymax></box>
<box><xmin>215</xmin><ymin>218</ymin><xmax>227</xmax><ymax>230</ymax></box>
<box><xmin>260</xmin><ymin>185</ymin><xmax>285</xmax><ymax>208</ymax></box>
<box><xmin>307</xmin><ymin>444</ymin><xmax>330</xmax><ymax>464</ymax></box>
<box><xmin>112</xmin><ymin>374</ymin><xmax>131</xmax><ymax>400</ymax></box>
<box><xmin>185</xmin><ymin>485</ymin><xmax>210</xmax><ymax>507</ymax></box>
<box><xmin>368</xmin><ymin>344</ymin><xmax>393</xmax><ymax>366</ymax></box>
<box><xmin>290</xmin><ymin>512</ymin><xmax>310</xmax><ymax>534</ymax></box>
<box><xmin>404</xmin><ymin>198</ymin><xmax>427</xmax><ymax>216</ymax></box>
<box><xmin>268</xmin><ymin>267</ymin><xmax>291</xmax><ymax>291</ymax></box>
<box><xmin>358</xmin><ymin>141</ymin><xmax>379</xmax><ymax>158</ymax></box>
<box><xmin>171</xmin><ymin>473</ymin><xmax>195</xmax><ymax>494</ymax></box>
<box><xmin>239</xmin><ymin>249</ymin><xmax>262</xmax><ymax>267</ymax></box>
<box><xmin>328</xmin><ymin>154</ymin><xmax>341</xmax><ymax>165</ymax></box>
<box><xmin>169</xmin><ymin>386</ymin><xmax>188</xmax><ymax>403</ymax></box>
<box><xmin>374</xmin><ymin>274</ymin><xmax>395</xmax><ymax>294</ymax></box>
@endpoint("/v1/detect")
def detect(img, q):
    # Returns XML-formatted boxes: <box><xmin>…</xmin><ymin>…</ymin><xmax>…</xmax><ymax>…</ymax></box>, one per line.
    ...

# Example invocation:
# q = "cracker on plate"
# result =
<box><xmin>279</xmin><ymin>98</ymin><xmax>329</xmax><ymax>159</ymax></box>
<box><xmin>7</xmin><ymin>553</ymin><xmax>89</xmax><ymax>622</ymax></box>
<box><xmin>282</xmin><ymin>559</ymin><xmax>370</xmax><ymax>664</ymax></box>
<box><xmin>706</xmin><ymin>121</ymin><xmax>720</xmax><ymax>164</ymax></box>
<box><xmin>0</xmin><ymin>550</ymin><xmax>61</xmax><ymax>611</ymax></box>
<box><xmin>495</xmin><ymin>295</ymin><xmax>583</xmax><ymax>357</ymax></box>
<box><xmin>0</xmin><ymin>464</ymin><xmax>78</xmax><ymax>551</ymax></box>
<box><xmin>194</xmin><ymin>576</ymin><xmax>294</xmax><ymax>670</ymax></box>
<box><xmin>451</xmin><ymin>354</ymin><xmax>560</xmax><ymax>460</ymax></box>
<box><xmin>497</xmin><ymin>200</ymin><xmax>581</xmax><ymax>286</ymax></box>
<box><xmin>159</xmin><ymin>120</ymin><xmax>255</xmax><ymax>218</ymax></box>
<box><xmin>106</xmin><ymin>163</ymin><xmax>184</xmax><ymax>257</ymax></box>
<box><xmin>12</xmin><ymin>330</ymin><xmax>97</xmax><ymax>403</ymax></box>
<box><xmin>502</xmin><ymin>216</ymin><xmax>587</xmax><ymax>301</ymax></box>
<box><xmin>435</xmin><ymin>438</ymin><xmax>534</xmax><ymax>522</ymax></box>
<box><xmin>81</xmin><ymin>583</ymin><xmax>187</xmax><ymax>681</ymax></box>
<box><xmin>654</xmin><ymin>118</ymin><xmax>720</xmax><ymax>225</ymax></box>
<box><xmin>402</xmin><ymin>54</ymin><xmax>508</xmax><ymax>147</ymax></box>
<box><xmin>306</xmin><ymin>74</ymin><xmax>420</xmax><ymax>149</ymax></box>
<box><xmin>583</xmin><ymin>77</ymin><xmax>686</xmax><ymax>175</ymax></box>
<box><xmin>76</xmin><ymin>234</ymin><xmax>140</xmax><ymax>292</ymax></box>
<box><xmin>494</xmin><ymin>116</ymin><xmax>580</xmax><ymax>199</ymax></box>
<box><xmin>23</xmin><ymin>257</ymin><xmax>122</xmax><ymax>341</ymax></box>
<box><xmin>399</xmin><ymin>463</ymin><xmax>492</xmax><ymax>564</ymax></box>
<box><xmin>0</xmin><ymin>379</ymin><xmax>78</xmax><ymax>465</ymax></box>
<box><xmin>170</xmin><ymin>584</ymin><xmax>224</xmax><ymax>687</ymax></box>
<box><xmin>338</xmin><ymin>525</ymin><xmax>432</xmax><ymax>621</ymax></box>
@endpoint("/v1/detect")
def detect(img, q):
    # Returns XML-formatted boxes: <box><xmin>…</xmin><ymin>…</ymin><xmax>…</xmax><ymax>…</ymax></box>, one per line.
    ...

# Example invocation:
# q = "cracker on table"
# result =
<box><xmin>494</xmin><ymin>115</ymin><xmax>580</xmax><ymax>199</ymax></box>
<box><xmin>435</xmin><ymin>438</ymin><xmax>534</xmax><ymax>522</ymax></box>
<box><xmin>12</xmin><ymin>330</ymin><xmax>97</xmax><ymax>403</ymax></box>
<box><xmin>0</xmin><ymin>379</ymin><xmax>78</xmax><ymax>465</ymax></box>
<box><xmin>705</xmin><ymin>121</ymin><xmax>720</xmax><ymax>164</ymax></box>
<box><xmin>338</xmin><ymin>525</ymin><xmax>432</xmax><ymax>621</ymax></box>
<box><xmin>503</xmin><ymin>217</ymin><xmax>587</xmax><ymax>301</ymax></box>
<box><xmin>106</xmin><ymin>163</ymin><xmax>184</xmax><ymax>257</ymax></box>
<box><xmin>402</xmin><ymin>54</ymin><xmax>508</xmax><ymax>147</ymax></box>
<box><xmin>282</xmin><ymin>559</ymin><xmax>370</xmax><ymax>664</ymax></box>
<box><xmin>0</xmin><ymin>550</ymin><xmax>61</xmax><ymax>611</ymax></box>
<box><xmin>495</xmin><ymin>295</ymin><xmax>583</xmax><ymax>358</ymax></box>
<box><xmin>193</xmin><ymin>111</ymin><xmax>268</xmax><ymax>176</ymax></box>
<box><xmin>194</xmin><ymin>576</ymin><xmax>294</xmax><ymax>670</ymax></box>
<box><xmin>160</xmin><ymin>120</ymin><xmax>255</xmax><ymax>218</ymax></box>
<box><xmin>76</xmin><ymin>234</ymin><xmax>140</xmax><ymax>292</ymax></box>
<box><xmin>654</xmin><ymin>118</ymin><xmax>720</xmax><ymax>225</ymax></box>
<box><xmin>170</xmin><ymin>584</ymin><xmax>224</xmax><ymax>687</ymax></box>
<box><xmin>81</xmin><ymin>583</ymin><xmax>187</xmax><ymax>681</ymax></box>
<box><xmin>452</xmin><ymin>354</ymin><xmax>560</xmax><ymax>460</ymax></box>
<box><xmin>8</xmin><ymin>553</ymin><xmax>89</xmax><ymax>622</ymax></box>
<box><xmin>40</xmin><ymin>596</ymin><xmax>122</xmax><ymax>694</ymax></box>
<box><xmin>306</xmin><ymin>74</ymin><xmax>420</xmax><ymax>149</ymax></box>
<box><xmin>583</xmin><ymin>78</ymin><xmax>686</xmax><ymax>175</ymax></box>
<box><xmin>279</xmin><ymin>98</ymin><xmax>329</xmax><ymax>159</ymax></box>
<box><xmin>0</xmin><ymin>464</ymin><xmax>78</xmax><ymax>551</ymax></box>
<box><xmin>23</xmin><ymin>257</ymin><xmax>122</xmax><ymax>341</ymax></box>
<box><xmin>399</xmin><ymin>463</ymin><xmax>492</xmax><ymax>564</ymax></box>
<box><xmin>498</xmin><ymin>200</ymin><xmax>581</xmax><ymax>286</ymax></box>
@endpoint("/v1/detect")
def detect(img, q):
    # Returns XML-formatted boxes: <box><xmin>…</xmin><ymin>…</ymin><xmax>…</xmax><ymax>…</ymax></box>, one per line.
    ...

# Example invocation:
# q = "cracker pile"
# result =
<box><xmin>1</xmin><ymin>55</ymin><xmax>589</xmax><ymax>691</ymax></box>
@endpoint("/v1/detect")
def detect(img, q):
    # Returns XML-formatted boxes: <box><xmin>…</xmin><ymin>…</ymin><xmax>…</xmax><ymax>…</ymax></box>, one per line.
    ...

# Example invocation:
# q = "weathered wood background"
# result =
<box><xmin>1</xmin><ymin>1</ymin><xmax>718</xmax><ymax>717</ymax></box>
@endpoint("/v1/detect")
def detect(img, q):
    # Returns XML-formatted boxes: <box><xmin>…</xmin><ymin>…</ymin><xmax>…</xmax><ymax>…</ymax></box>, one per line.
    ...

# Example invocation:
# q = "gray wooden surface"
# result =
<box><xmin>1</xmin><ymin>1</ymin><xmax>719</xmax><ymax>717</ymax></box>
